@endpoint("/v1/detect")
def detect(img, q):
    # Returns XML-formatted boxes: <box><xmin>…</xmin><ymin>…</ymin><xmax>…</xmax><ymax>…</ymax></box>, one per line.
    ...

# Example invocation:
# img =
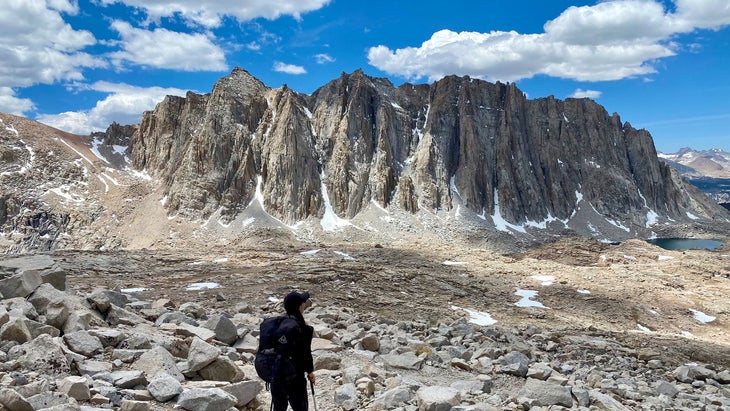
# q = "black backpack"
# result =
<box><xmin>254</xmin><ymin>316</ymin><xmax>300</xmax><ymax>384</ymax></box>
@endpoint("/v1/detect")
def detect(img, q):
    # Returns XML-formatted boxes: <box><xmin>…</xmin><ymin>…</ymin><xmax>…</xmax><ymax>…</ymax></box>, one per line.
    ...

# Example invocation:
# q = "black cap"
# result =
<box><xmin>284</xmin><ymin>291</ymin><xmax>310</xmax><ymax>315</ymax></box>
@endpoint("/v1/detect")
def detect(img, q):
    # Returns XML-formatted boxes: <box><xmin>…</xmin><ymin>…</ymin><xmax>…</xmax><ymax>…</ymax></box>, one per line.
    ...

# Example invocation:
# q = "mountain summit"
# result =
<box><xmin>1</xmin><ymin>69</ymin><xmax>728</xmax><ymax>252</ymax></box>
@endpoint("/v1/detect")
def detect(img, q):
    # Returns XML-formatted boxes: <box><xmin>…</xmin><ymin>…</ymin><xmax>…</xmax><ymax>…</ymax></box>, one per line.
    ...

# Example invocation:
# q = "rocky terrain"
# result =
<box><xmin>2</xmin><ymin>68</ymin><xmax>730</xmax><ymax>410</ymax></box>
<box><xmin>1</xmin><ymin>236</ymin><xmax>729</xmax><ymax>410</ymax></box>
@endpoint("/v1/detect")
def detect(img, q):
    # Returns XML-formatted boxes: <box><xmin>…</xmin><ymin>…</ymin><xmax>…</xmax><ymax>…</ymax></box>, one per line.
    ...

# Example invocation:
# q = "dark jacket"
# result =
<box><xmin>279</xmin><ymin>315</ymin><xmax>314</xmax><ymax>375</ymax></box>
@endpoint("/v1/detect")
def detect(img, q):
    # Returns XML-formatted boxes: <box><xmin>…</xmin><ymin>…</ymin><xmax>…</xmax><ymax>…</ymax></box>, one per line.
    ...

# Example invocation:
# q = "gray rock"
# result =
<box><xmin>57</xmin><ymin>376</ymin><xmax>91</xmax><ymax>401</ymax></box>
<box><xmin>589</xmin><ymin>390</ymin><xmax>632</xmax><ymax>411</ymax></box>
<box><xmin>526</xmin><ymin>362</ymin><xmax>553</xmax><ymax>380</ymax></box>
<box><xmin>78</xmin><ymin>360</ymin><xmax>113</xmax><ymax>376</ymax></box>
<box><xmin>0</xmin><ymin>305</ymin><xmax>9</xmax><ymax>327</ymax></box>
<box><xmin>381</xmin><ymin>351</ymin><xmax>424</xmax><ymax>370</ymax></box>
<box><xmin>108</xmin><ymin>370</ymin><xmax>147</xmax><ymax>389</ymax></box>
<box><xmin>159</xmin><ymin>322</ymin><xmax>216</xmax><ymax>341</ymax></box>
<box><xmin>88</xmin><ymin>328</ymin><xmax>126</xmax><ymax>347</ymax></box>
<box><xmin>64</xmin><ymin>331</ymin><xmax>104</xmax><ymax>357</ymax></box>
<box><xmin>18</xmin><ymin>334</ymin><xmax>70</xmax><ymax>375</ymax></box>
<box><xmin>335</xmin><ymin>383</ymin><xmax>358</xmax><ymax>411</ymax></box>
<box><xmin>147</xmin><ymin>373</ymin><xmax>183</xmax><ymax>402</ymax></box>
<box><xmin>202</xmin><ymin>315</ymin><xmax>238</xmax><ymax>345</ymax></box>
<box><xmin>361</xmin><ymin>334</ymin><xmax>380</xmax><ymax>351</ymax></box>
<box><xmin>498</xmin><ymin>351</ymin><xmax>530</xmax><ymax>377</ymax></box>
<box><xmin>187</xmin><ymin>337</ymin><xmax>219</xmax><ymax>372</ymax></box>
<box><xmin>198</xmin><ymin>356</ymin><xmax>245</xmax><ymax>382</ymax></box>
<box><xmin>655</xmin><ymin>380</ymin><xmax>679</xmax><ymax>398</ymax></box>
<box><xmin>416</xmin><ymin>386</ymin><xmax>461</xmax><ymax>411</ymax></box>
<box><xmin>716</xmin><ymin>370</ymin><xmax>730</xmax><ymax>384</ymax></box>
<box><xmin>673</xmin><ymin>364</ymin><xmax>716</xmax><ymax>383</ymax></box>
<box><xmin>314</xmin><ymin>352</ymin><xmax>341</xmax><ymax>370</ymax></box>
<box><xmin>107</xmin><ymin>305</ymin><xmax>149</xmax><ymax>326</ymax></box>
<box><xmin>0</xmin><ymin>317</ymin><xmax>32</xmax><ymax>343</ymax></box>
<box><xmin>45</xmin><ymin>300</ymin><xmax>71</xmax><ymax>330</ymax></box>
<box><xmin>232</xmin><ymin>333</ymin><xmax>259</xmax><ymax>354</ymax></box>
<box><xmin>133</xmin><ymin>346</ymin><xmax>184</xmax><ymax>382</ymax></box>
<box><xmin>119</xmin><ymin>400</ymin><xmax>150</xmax><ymax>411</ymax></box>
<box><xmin>26</xmin><ymin>392</ymin><xmax>73</xmax><ymax>410</ymax></box>
<box><xmin>179</xmin><ymin>302</ymin><xmax>206</xmax><ymax>319</ymax></box>
<box><xmin>176</xmin><ymin>388</ymin><xmax>237</xmax><ymax>411</ymax></box>
<box><xmin>0</xmin><ymin>388</ymin><xmax>34</xmax><ymax>411</ymax></box>
<box><xmin>26</xmin><ymin>283</ymin><xmax>66</xmax><ymax>314</ymax></box>
<box><xmin>517</xmin><ymin>378</ymin><xmax>573</xmax><ymax>408</ymax></box>
<box><xmin>221</xmin><ymin>380</ymin><xmax>263</xmax><ymax>407</ymax></box>
<box><xmin>112</xmin><ymin>349</ymin><xmax>146</xmax><ymax>363</ymax></box>
<box><xmin>87</xmin><ymin>290</ymin><xmax>129</xmax><ymax>313</ymax></box>
<box><xmin>450</xmin><ymin>379</ymin><xmax>489</xmax><ymax>395</ymax></box>
<box><xmin>0</xmin><ymin>271</ymin><xmax>42</xmax><ymax>299</ymax></box>
<box><xmin>155</xmin><ymin>311</ymin><xmax>196</xmax><ymax>326</ymax></box>
<box><xmin>369</xmin><ymin>386</ymin><xmax>413</xmax><ymax>411</ymax></box>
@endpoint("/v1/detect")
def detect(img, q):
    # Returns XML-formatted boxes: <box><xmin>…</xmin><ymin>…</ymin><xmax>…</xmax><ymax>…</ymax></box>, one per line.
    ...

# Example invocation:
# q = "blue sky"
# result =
<box><xmin>1</xmin><ymin>0</ymin><xmax>729</xmax><ymax>153</ymax></box>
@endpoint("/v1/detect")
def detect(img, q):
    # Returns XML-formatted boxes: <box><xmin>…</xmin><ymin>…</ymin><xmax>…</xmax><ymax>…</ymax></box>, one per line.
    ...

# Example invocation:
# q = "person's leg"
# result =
<box><xmin>288</xmin><ymin>377</ymin><xmax>309</xmax><ymax>411</ymax></box>
<box><xmin>270</xmin><ymin>382</ymin><xmax>289</xmax><ymax>411</ymax></box>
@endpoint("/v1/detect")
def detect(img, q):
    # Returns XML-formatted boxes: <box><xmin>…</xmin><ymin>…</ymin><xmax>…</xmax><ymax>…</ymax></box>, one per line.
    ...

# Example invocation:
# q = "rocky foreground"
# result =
<box><xmin>1</xmin><ymin>248</ymin><xmax>729</xmax><ymax>411</ymax></box>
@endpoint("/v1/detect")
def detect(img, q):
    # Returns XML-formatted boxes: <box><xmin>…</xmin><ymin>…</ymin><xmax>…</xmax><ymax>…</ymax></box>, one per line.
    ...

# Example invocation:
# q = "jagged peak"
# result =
<box><xmin>213</xmin><ymin>67</ymin><xmax>269</xmax><ymax>96</ymax></box>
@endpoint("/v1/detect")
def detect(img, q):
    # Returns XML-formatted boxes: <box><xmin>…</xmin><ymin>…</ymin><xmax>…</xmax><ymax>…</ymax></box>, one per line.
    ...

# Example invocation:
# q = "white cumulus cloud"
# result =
<box><xmin>36</xmin><ymin>82</ymin><xmax>188</xmax><ymax>134</ymax></box>
<box><xmin>273</xmin><ymin>62</ymin><xmax>307</xmax><ymax>75</ymax></box>
<box><xmin>570</xmin><ymin>89</ymin><xmax>603</xmax><ymax>99</ymax></box>
<box><xmin>97</xmin><ymin>0</ymin><xmax>331</xmax><ymax>28</ymax></box>
<box><xmin>0</xmin><ymin>0</ymin><xmax>104</xmax><ymax>91</ymax></box>
<box><xmin>0</xmin><ymin>87</ymin><xmax>35</xmax><ymax>115</ymax></box>
<box><xmin>368</xmin><ymin>0</ymin><xmax>730</xmax><ymax>83</ymax></box>
<box><xmin>109</xmin><ymin>21</ymin><xmax>227</xmax><ymax>71</ymax></box>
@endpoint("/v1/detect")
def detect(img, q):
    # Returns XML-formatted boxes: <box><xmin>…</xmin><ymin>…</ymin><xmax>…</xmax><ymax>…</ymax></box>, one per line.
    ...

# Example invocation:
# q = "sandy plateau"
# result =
<box><xmin>57</xmin><ymin>236</ymin><xmax>730</xmax><ymax>369</ymax></box>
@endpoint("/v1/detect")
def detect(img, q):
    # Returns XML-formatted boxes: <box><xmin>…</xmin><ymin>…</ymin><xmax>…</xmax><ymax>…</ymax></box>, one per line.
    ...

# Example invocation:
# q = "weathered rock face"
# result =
<box><xmin>131</xmin><ymin>68</ymin><xmax>726</xmax><ymax>231</ymax></box>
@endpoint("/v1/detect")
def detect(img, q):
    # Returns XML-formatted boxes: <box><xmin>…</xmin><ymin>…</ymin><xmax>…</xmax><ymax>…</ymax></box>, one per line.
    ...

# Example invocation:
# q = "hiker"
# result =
<box><xmin>270</xmin><ymin>291</ymin><xmax>316</xmax><ymax>411</ymax></box>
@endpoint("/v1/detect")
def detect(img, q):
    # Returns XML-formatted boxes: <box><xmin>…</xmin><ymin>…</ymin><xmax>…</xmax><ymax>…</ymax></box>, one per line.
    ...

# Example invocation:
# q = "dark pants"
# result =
<box><xmin>271</xmin><ymin>376</ymin><xmax>308</xmax><ymax>411</ymax></box>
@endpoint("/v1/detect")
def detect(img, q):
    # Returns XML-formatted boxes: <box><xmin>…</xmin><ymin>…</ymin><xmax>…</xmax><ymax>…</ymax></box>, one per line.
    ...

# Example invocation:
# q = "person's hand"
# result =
<box><xmin>307</xmin><ymin>372</ymin><xmax>316</xmax><ymax>385</ymax></box>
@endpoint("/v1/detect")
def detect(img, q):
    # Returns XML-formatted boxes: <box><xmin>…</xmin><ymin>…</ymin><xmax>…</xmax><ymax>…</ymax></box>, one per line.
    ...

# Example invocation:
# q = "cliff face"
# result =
<box><xmin>130</xmin><ymin>68</ymin><xmax>724</xmax><ymax>233</ymax></box>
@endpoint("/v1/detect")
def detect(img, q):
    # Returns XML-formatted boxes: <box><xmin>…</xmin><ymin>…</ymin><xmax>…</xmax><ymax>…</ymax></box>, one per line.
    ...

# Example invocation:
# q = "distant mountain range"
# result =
<box><xmin>658</xmin><ymin>148</ymin><xmax>730</xmax><ymax>205</ymax></box>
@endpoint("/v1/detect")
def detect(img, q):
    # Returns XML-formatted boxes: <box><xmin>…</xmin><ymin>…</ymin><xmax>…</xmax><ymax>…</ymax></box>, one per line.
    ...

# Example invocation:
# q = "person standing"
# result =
<box><xmin>270</xmin><ymin>291</ymin><xmax>316</xmax><ymax>411</ymax></box>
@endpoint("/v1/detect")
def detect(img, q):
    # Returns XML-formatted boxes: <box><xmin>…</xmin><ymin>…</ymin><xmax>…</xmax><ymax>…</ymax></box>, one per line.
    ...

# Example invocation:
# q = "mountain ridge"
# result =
<box><xmin>1</xmin><ymin>68</ymin><xmax>729</xmax><ymax>252</ymax></box>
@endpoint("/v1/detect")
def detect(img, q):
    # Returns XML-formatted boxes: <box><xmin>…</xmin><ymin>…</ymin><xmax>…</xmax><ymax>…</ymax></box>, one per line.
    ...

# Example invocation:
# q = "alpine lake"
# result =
<box><xmin>647</xmin><ymin>238</ymin><xmax>724</xmax><ymax>251</ymax></box>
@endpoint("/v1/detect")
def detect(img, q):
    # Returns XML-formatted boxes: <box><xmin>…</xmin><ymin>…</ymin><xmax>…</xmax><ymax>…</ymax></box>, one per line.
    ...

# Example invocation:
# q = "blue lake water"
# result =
<box><xmin>647</xmin><ymin>238</ymin><xmax>724</xmax><ymax>251</ymax></box>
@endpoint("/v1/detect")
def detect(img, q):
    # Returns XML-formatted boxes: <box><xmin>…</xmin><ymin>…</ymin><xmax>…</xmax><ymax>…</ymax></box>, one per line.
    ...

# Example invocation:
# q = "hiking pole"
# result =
<box><xmin>310</xmin><ymin>380</ymin><xmax>318</xmax><ymax>411</ymax></box>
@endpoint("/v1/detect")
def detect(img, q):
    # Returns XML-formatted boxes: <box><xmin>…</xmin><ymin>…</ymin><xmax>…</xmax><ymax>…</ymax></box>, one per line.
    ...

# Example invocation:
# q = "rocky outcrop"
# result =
<box><xmin>2</xmin><ymin>254</ymin><xmax>729</xmax><ymax>410</ymax></box>
<box><xmin>131</xmin><ymin>68</ymin><xmax>728</xmax><ymax>235</ymax></box>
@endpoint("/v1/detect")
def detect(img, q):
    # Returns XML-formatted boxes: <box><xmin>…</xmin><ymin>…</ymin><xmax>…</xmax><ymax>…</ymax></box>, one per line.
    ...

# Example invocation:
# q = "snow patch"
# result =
<box><xmin>689</xmin><ymin>309</ymin><xmax>716</xmax><ymax>324</ymax></box>
<box><xmin>443</xmin><ymin>261</ymin><xmax>467</xmax><ymax>266</ymax></box>
<box><xmin>492</xmin><ymin>189</ymin><xmax>525</xmax><ymax>233</ymax></box>
<box><xmin>333</xmin><ymin>251</ymin><xmax>354</xmax><ymax>260</ymax></box>
<box><xmin>636</xmin><ymin>324</ymin><xmax>652</xmax><ymax>333</ymax></box>
<box><xmin>300</xmin><ymin>249</ymin><xmax>320</xmax><ymax>256</ymax></box>
<box><xmin>370</xmin><ymin>198</ymin><xmax>389</xmax><ymax>214</ymax></box>
<box><xmin>451</xmin><ymin>305</ymin><xmax>497</xmax><ymax>326</ymax></box>
<box><xmin>515</xmin><ymin>289</ymin><xmax>547</xmax><ymax>308</ymax></box>
<box><xmin>129</xmin><ymin>168</ymin><xmax>153</xmax><ymax>181</ymax></box>
<box><xmin>213</xmin><ymin>258</ymin><xmax>229</xmax><ymax>263</ymax></box>
<box><xmin>658</xmin><ymin>255</ymin><xmax>674</xmax><ymax>261</ymax></box>
<box><xmin>242</xmin><ymin>217</ymin><xmax>255</xmax><ymax>227</ymax></box>
<box><xmin>186</xmin><ymin>282</ymin><xmax>221</xmax><ymax>291</ymax></box>
<box><xmin>57</xmin><ymin>138</ymin><xmax>94</xmax><ymax>165</ymax></box>
<box><xmin>686</xmin><ymin>211</ymin><xmax>700</xmax><ymax>220</ymax></box>
<box><xmin>606</xmin><ymin>217</ymin><xmax>630</xmax><ymax>232</ymax></box>
<box><xmin>577</xmin><ymin>289</ymin><xmax>591</xmax><ymax>294</ymax></box>
<box><xmin>320</xmin><ymin>172</ymin><xmax>352</xmax><ymax>231</ymax></box>
<box><xmin>121</xmin><ymin>287</ymin><xmax>147</xmax><ymax>293</ymax></box>
<box><xmin>268</xmin><ymin>296</ymin><xmax>280</xmax><ymax>303</ymax></box>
